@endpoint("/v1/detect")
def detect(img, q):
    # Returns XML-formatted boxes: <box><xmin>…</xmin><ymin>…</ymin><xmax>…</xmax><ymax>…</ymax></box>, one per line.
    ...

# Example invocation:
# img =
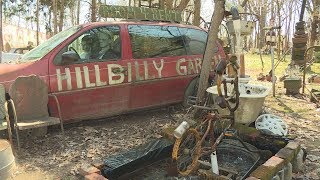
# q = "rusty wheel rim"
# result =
<box><xmin>172</xmin><ymin>128</ymin><xmax>201</xmax><ymax>176</ymax></box>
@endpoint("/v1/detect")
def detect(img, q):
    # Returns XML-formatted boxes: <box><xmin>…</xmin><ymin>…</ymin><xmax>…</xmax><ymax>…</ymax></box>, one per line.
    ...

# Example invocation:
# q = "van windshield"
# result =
<box><xmin>20</xmin><ymin>25</ymin><xmax>82</xmax><ymax>61</ymax></box>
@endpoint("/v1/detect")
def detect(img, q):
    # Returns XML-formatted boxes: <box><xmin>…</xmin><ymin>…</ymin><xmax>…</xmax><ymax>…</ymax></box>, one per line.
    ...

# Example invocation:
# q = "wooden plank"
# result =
<box><xmin>17</xmin><ymin>117</ymin><xmax>60</xmax><ymax>130</ymax></box>
<box><xmin>99</xmin><ymin>5</ymin><xmax>182</xmax><ymax>22</ymax></box>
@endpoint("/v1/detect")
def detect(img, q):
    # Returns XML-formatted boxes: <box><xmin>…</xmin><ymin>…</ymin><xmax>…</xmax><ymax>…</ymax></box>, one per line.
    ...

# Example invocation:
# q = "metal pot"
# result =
<box><xmin>0</xmin><ymin>139</ymin><xmax>15</xmax><ymax>179</ymax></box>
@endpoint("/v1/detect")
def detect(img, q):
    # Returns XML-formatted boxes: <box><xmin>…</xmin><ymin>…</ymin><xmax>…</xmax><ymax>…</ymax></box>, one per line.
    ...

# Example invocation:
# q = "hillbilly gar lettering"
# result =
<box><xmin>56</xmin><ymin>57</ymin><xmax>218</xmax><ymax>91</ymax></box>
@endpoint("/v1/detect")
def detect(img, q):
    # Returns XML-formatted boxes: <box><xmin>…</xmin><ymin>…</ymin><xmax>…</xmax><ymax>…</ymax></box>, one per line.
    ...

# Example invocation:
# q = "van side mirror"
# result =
<box><xmin>61</xmin><ymin>51</ymin><xmax>80</xmax><ymax>65</ymax></box>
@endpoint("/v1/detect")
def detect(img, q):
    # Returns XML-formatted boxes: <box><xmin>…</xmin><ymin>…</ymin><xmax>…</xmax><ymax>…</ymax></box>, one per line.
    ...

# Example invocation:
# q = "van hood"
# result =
<box><xmin>0</xmin><ymin>61</ymin><xmax>41</xmax><ymax>91</ymax></box>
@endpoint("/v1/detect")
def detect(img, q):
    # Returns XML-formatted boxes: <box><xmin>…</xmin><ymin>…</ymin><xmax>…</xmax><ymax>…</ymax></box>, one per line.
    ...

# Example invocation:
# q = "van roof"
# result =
<box><xmin>80</xmin><ymin>21</ymin><xmax>205</xmax><ymax>31</ymax></box>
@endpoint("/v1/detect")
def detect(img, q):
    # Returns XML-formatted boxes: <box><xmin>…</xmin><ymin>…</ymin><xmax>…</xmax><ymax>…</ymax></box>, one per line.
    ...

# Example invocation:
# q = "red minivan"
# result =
<box><xmin>0</xmin><ymin>21</ymin><xmax>226</xmax><ymax>122</ymax></box>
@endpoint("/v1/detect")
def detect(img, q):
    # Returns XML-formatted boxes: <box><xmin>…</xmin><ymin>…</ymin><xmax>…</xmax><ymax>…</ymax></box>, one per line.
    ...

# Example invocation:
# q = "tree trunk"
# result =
<box><xmin>53</xmin><ymin>0</ymin><xmax>58</xmax><ymax>34</ymax></box>
<box><xmin>165</xmin><ymin>0</ymin><xmax>173</xmax><ymax>9</ymax></box>
<box><xmin>91</xmin><ymin>0</ymin><xmax>97</xmax><ymax>22</ymax></box>
<box><xmin>175</xmin><ymin>0</ymin><xmax>191</xmax><ymax>11</ymax></box>
<box><xmin>77</xmin><ymin>0</ymin><xmax>80</xmax><ymax>25</ymax></box>
<box><xmin>36</xmin><ymin>0</ymin><xmax>39</xmax><ymax>46</ymax></box>
<box><xmin>286</xmin><ymin>0</ymin><xmax>293</xmax><ymax>52</ymax></box>
<box><xmin>70</xmin><ymin>0</ymin><xmax>75</xmax><ymax>26</ymax></box>
<box><xmin>309</xmin><ymin>0</ymin><xmax>319</xmax><ymax>60</ymax></box>
<box><xmin>59</xmin><ymin>0</ymin><xmax>65</xmax><ymax>32</ymax></box>
<box><xmin>259</xmin><ymin>9</ymin><xmax>266</xmax><ymax>49</ymax></box>
<box><xmin>193</xmin><ymin>0</ymin><xmax>201</xmax><ymax>26</ymax></box>
<box><xmin>159</xmin><ymin>0</ymin><xmax>164</xmax><ymax>9</ymax></box>
<box><xmin>196</xmin><ymin>0</ymin><xmax>225</xmax><ymax>105</ymax></box>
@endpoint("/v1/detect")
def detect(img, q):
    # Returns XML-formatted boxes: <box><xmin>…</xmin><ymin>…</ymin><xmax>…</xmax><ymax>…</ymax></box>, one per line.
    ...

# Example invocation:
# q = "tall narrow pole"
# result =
<box><xmin>271</xmin><ymin>46</ymin><xmax>275</xmax><ymax>97</ymax></box>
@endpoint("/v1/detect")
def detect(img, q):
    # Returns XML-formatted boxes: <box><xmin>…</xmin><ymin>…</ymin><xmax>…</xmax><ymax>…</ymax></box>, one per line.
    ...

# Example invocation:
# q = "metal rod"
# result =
<box><xmin>271</xmin><ymin>46</ymin><xmax>275</xmax><ymax>97</ymax></box>
<box><xmin>9</xmin><ymin>99</ymin><xmax>20</xmax><ymax>151</ymax></box>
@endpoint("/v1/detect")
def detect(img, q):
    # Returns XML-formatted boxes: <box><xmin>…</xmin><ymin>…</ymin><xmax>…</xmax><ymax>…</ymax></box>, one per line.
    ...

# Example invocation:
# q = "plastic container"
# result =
<box><xmin>173</xmin><ymin>121</ymin><xmax>190</xmax><ymax>139</ymax></box>
<box><xmin>211</xmin><ymin>151</ymin><xmax>219</xmax><ymax>175</ymax></box>
<box><xmin>206</xmin><ymin>83</ymin><xmax>271</xmax><ymax>125</ymax></box>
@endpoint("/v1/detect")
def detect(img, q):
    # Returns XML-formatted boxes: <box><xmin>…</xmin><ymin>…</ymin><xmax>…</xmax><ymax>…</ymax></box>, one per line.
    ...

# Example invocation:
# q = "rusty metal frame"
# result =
<box><xmin>4</xmin><ymin>101</ymin><xmax>14</xmax><ymax>153</ymax></box>
<box><xmin>8</xmin><ymin>99</ymin><xmax>20</xmax><ymax>150</ymax></box>
<box><xmin>8</xmin><ymin>94</ymin><xmax>65</xmax><ymax>150</ymax></box>
<box><xmin>48</xmin><ymin>94</ymin><xmax>65</xmax><ymax>137</ymax></box>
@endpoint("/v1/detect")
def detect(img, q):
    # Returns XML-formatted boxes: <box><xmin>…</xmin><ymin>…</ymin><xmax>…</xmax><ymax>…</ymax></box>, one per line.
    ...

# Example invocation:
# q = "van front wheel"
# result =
<box><xmin>182</xmin><ymin>78</ymin><xmax>199</xmax><ymax>107</ymax></box>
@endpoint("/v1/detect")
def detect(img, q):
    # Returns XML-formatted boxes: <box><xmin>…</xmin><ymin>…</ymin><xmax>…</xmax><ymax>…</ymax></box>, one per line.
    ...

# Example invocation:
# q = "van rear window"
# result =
<box><xmin>128</xmin><ymin>25</ymin><xmax>187</xmax><ymax>59</ymax></box>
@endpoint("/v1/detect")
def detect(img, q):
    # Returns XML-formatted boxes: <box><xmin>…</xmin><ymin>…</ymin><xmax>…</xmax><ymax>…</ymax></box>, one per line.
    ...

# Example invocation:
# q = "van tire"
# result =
<box><xmin>182</xmin><ymin>78</ymin><xmax>199</xmax><ymax>107</ymax></box>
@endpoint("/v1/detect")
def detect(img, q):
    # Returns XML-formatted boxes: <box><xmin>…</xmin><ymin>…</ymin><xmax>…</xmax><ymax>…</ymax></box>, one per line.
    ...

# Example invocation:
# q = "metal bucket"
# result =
<box><xmin>217</xmin><ymin>139</ymin><xmax>260</xmax><ymax>179</ymax></box>
<box><xmin>0</xmin><ymin>139</ymin><xmax>15</xmax><ymax>179</ymax></box>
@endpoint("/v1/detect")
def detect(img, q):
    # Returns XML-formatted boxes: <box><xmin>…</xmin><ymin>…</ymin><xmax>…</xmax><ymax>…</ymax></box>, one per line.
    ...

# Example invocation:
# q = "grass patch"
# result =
<box><xmin>244</xmin><ymin>54</ymin><xmax>320</xmax><ymax>78</ymax></box>
<box><xmin>244</xmin><ymin>53</ymin><xmax>320</xmax><ymax>122</ymax></box>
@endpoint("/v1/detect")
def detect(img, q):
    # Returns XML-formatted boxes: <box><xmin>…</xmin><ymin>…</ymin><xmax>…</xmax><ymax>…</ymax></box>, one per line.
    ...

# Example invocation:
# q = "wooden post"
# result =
<box><xmin>239</xmin><ymin>54</ymin><xmax>245</xmax><ymax>78</ymax></box>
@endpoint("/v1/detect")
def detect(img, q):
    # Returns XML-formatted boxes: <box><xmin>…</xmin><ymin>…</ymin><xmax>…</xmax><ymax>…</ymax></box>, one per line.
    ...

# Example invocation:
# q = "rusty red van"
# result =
<box><xmin>0</xmin><ymin>21</ymin><xmax>226</xmax><ymax>122</ymax></box>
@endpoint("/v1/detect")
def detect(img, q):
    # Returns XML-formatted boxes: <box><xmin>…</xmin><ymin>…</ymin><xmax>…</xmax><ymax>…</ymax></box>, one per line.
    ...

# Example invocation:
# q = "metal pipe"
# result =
<box><xmin>271</xmin><ymin>46</ymin><xmax>275</xmax><ymax>97</ymax></box>
<box><xmin>49</xmin><ymin>94</ymin><xmax>65</xmax><ymax>140</ymax></box>
<box><xmin>8</xmin><ymin>99</ymin><xmax>20</xmax><ymax>150</ymax></box>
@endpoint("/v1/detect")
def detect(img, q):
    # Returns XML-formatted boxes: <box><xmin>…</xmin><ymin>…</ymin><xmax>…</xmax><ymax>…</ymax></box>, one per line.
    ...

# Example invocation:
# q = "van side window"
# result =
<box><xmin>178</xmin><ymin>28</ymin><xmax>207</xmax><ymax>55</ymax></box>
<box><xmin>54</xmin><ymin>26</ymin><xmax>121</xmax><ymax>65</ymax></box>
<box><xmin>128</xmin><ymin>25</ymin><xmax>187</xmax><ymax>59</ymax></box>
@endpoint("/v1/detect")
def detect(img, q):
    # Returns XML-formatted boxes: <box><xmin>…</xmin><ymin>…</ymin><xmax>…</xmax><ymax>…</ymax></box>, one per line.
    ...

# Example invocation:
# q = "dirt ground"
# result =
<box><xmin>4</xmin><ymin>79</ymin><xmax>320</xmax><ymax>179</ymax></box>
<box><xmin>10</xmin><ymin>107</ymin><xmax>178</xmax><ymax>179</ymax></box>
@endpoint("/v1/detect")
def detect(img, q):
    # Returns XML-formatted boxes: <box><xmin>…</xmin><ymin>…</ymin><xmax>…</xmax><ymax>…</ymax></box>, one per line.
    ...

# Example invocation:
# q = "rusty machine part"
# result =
<box><xmin>291</xmin><ymin>0</ymin><xmax>308</xmax><ymax>65</ymax></box>
<box><xmin>172</xmin><ymin>128</ymin><xmax>201</xmax><ymax>176</ymax></box>
<box><xmin>172</xmin><ymin>57</ymin><xmax>240</xmax><ymax>176</ymax></box>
